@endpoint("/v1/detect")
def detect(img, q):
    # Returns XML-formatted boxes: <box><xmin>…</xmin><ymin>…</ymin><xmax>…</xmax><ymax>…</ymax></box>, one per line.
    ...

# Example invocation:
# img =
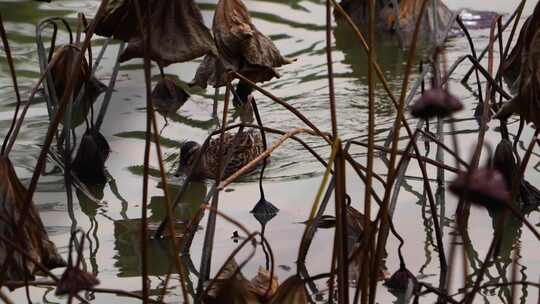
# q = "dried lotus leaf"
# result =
<box><xmin>50</xmin><ymin>46</ymin><xmax>106</xmax><ymax>127</ymax></box>
<box><xmin>248</xmin><ymin>267</ymin><xmax>278</xmax><ymax>301</ymax></box>
<box><xmin>94</xmin><ymin>0</ymin><xmax>143</xmax><ymax>41</ymax></box>
<box><xmin>205</xmin><ymin>259</ymin><xmax>261</xmax><ymax>304</ymax></box>
<box><xmin>119</xmin><ymin>0</ymin><xmax>216</xmax><ymax>66</ymax></box>
<box><xmin>151</xmin><ymin>78</ymin><xmax>189</xmax><ymax>118</ymax></box>
<box><xmin>189</xmin><ymin>54</ymin><xmax>227</xmax><ymax>89</ymax></box>
<box><xmin>72</xmin><ymin>129</ymin><xmax>110</xmax><ymax>184</ymax></box>
<box><xmin>0</xmin><ymin>156</ymin><xmax>65</xmax><ymax>280</ymax></box>
<box><xmin>213</xmin><ymin>0</ymin><xmax>292</xmax><ymax>83</ymax></box>
<box><xmin>50</xmin><ymin>46</ymin><xmax>89</xmax><ymax>102</ymax></box>
<box><xmin>268</xmin><ymin>275</ymin><xmax>308</xmax><ymax>304</ymax></box>
<box><xmin>497</xmin><ymin>2</ymin><xmax>540</xmax><ymax>127</ymax></box>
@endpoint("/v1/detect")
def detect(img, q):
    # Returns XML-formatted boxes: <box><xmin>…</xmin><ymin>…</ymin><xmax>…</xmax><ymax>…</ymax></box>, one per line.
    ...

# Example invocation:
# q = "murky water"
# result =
<box><xmin>0</xmin><ymin>0</ymin><xmax>539</xmax><ymax>303</ymax></box>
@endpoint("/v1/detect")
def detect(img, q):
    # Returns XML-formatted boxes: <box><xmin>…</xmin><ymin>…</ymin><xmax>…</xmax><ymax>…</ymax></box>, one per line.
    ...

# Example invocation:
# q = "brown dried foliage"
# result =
<box><xmin>115</xmin><ymin>0</ymin><xmax>216</xmax><ymax>66</ymax></box>
<box><xmin>0</xmin><ymin>156</ymin><xmax>65</xmax><ymax>280</ymax></box>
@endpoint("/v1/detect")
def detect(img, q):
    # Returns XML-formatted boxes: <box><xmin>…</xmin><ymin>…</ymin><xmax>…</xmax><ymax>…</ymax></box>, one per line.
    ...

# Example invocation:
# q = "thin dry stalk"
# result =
<box><xmin>0</xmin><ymin>14</ymin><xmax>22</xmax><ymax>156</ymax></box>
<box><xmin>361</xmin><ymin>0</ymin><xmax>376</xmax><ymax>301</ymax></box>
<box><xmin>371</xmin><ymin>1</ymin><xmax>431</xmax><ymax>302</ymax></box>
<box><xmin>132</xmin><ymin>1</ymin><xmax>190</xmax><ymax>301</ymax></box>
<box><xmin>197</xmin><ymin>76</ymin><xmax>233</xmax><ymax>299</ymax></box>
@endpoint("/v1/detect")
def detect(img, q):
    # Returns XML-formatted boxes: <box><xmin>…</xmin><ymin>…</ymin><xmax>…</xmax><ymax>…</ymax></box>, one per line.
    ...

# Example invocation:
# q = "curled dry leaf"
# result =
<box><xmin>72</xmin><ymin>129</ymin><xmax>110</xmax><ymax>184</ymax></box>
<box><xmin>117</xmin><ymin>0</ymin><xmax>216</xmax><ymax>67</ymax></box>
<box><xmin>200</xmin><ymin>0</ymin><xmax>293</xmax><ymax>86</ymax></box>
<box><xmin>268</xmin><ymin>275</ymin><xmax>308</xmax><ymax>304</ymax></box>
<box><xmin>248</xmin><ymin>267</ymin><xmax>279</xmax><ymax>301</ymax></box>
<box><xmin>493</xmin><ymin>139</ymin><xmax>540</xmax><ymax>209</ymax></box>
<box><xmin>95</xmin><ymin>0</ymin><xmax>141</xmax><ymax>41</ymax></box>
<box><xmin>0</xmin><ymin>156</ymin><xmax>65</xmax><ymax>280</ymax></box>
<box><xmin>50</xmin><ymin>46</ymin><xmax>107</xmax><ymax>127</ymax></box>
<box><xmin>189</xmin><ymin>54</ymin><xmax>227</xmax><ymax>89</ymax></box>
<box><xmin>151</xmin><ymin>78</ymin><xmax>190</xmax><ymax>119</ymax></box>
<box><xmin>384</xmin><ymin>265</ymin><xmax>417</xmax><ymax>291</ymax></box>
<box><xmin>493</xmin><ymin>139</ymin><xmax>515</xmax><ymax>188</ymax></box>
<box><xmin>205</xmin><ymin>259</ymin><xmax>261</xmax><ymax>304</ymax></box>
<box><xmin>497</xmin><ymin>1</ymin><xmax>540</xmax><ymax>127</ymax></box>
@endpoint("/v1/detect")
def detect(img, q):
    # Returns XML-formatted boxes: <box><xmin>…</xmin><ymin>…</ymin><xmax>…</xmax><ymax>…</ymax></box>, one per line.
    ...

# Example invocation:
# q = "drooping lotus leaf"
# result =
<box><xmin>0</xmin><ymin>156</ymin><xmax>65</xmax><ymax>280</ymax></box>
<box><xmin>151</xmin><ymin>78</ymin><xmax>190</xmax><ymax>118</ymax></box>
<box><xmin>50</xmin><ymin>46</ymin><xmax>107</xmax><ymax>127</ymax></box>
<box><xmin>72</xmin><ymin>129</ymin><xmax>111</xmax><ymax>184</ymax></box>
<box><xmin>116</xmin><ymin>0</ymin><xmax>217</xmax><ymax>67</ymax></box>
<box><xmin>212</xmin><ymin>0</ymin><xmax>293</xmax><ymax>84</ymax></box>
<box><xmin>189</xmin><ymin>54</ymin><xmax>227</xmax><ymax>89</ymax></box>
<box><xmin>248</xmin><ymin>267</ymin><xmax>279</xmax><ymax>301</ymax></box>
<box><xmin>95</xmin><ymin>0</ymin><xmax>142</xmax><ymax>41</ymax></box>
<box><xmin>268</xmin><ymin>275</ymin><xmax>308</xmax><ymax>304</ymax></box>
<box><xmin>50</xmin><ymin>46</ymin><xmax>89</xmax><ymax>103</ymax></box>
<box><xmin>497</xmin><ymin>2</ymin><xmax>540</xmax><ymax>127</ymax></box>
<box><xmin>205</xmin><ymin>259</ymin><xmax>261</xmax><ymax>304</ymax></box>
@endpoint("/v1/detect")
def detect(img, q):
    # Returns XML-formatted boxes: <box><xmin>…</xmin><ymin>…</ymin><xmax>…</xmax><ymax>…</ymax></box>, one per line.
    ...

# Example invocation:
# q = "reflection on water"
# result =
<box><xmin>113</xmin><ymin>182</ymin><xmax>206</xmax><ymax>278</ymax></box>
<box><xmin>0</xmin><ymin>0</ymin><xmax>539</xmax><ymax>303</ymax></box>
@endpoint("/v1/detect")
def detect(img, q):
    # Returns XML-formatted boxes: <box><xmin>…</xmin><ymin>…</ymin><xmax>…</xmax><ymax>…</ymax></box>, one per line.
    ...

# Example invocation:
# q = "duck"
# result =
<box><xmin>176</xmin><ymin>128</ymin><xmax>264</xmax><ymax>180</ymax></box>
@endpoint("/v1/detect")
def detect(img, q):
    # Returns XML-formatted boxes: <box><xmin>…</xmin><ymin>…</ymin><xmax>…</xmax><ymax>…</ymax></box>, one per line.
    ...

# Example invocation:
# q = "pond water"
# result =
<box><xmin>0</xmin><ymin>0</ymin><xmax>539</xmax><ymax>303</ymax></box>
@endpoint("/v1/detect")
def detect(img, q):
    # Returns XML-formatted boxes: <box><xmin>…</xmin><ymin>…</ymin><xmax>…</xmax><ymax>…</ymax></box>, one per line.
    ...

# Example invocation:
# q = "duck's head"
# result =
<box><xmin>180</xmin><ymin>141</ymin><xmax>201</xmax><ymax>167</ymax></box>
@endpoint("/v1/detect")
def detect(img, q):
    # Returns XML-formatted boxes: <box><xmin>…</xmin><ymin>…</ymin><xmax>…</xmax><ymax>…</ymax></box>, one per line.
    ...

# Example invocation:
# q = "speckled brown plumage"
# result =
<box><xmin>178</xmin><ymin>129</ymin><xmax>264</xmax><ymax>180</ymax></box>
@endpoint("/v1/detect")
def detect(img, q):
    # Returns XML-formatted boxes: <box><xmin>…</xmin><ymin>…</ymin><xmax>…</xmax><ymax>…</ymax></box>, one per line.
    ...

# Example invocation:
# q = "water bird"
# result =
<box><xmin>176</xmin><ymin>129</ymin><xmax>264</xmax><ymax>180</ymax></box>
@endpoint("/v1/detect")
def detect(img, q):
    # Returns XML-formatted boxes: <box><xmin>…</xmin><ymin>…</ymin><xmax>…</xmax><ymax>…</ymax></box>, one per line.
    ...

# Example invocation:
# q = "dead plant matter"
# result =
<box><xmin>98</xmin><ymin>0</ymin><xmax>216</xmax><ymax>66</ymax></box>
<box><xmin>0</xmin><ymin>156</ymin><xmax>65</xmax><ymax>281</ymax></box>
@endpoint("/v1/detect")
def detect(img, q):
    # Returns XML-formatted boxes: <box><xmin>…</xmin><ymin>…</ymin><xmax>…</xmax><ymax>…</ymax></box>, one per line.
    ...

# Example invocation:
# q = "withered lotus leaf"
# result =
<box><xmin>189</xmin><ymin>54</ymin><xmax>227</xmax><ymax>89</ymax></box>
<box><xmin>384</xmin><ymin>265</ymin><xmax>417</xmax><ymax>291</ymax></box>
<box><xmin>95</xmin><ymin>0</ymin><xmax>142</xmax><ymax>41</ymax></box>
<box><xmin>496</xmin><ymin>1</ymin><xmax>540</xmax><ymax>127</ymax></box>
<box><xmin>151</xmin><ymin>78</ymin><xmax>190</xmax><ymax>119</ymax></box>
<box><xmin>118</xmin><ymin>0</ymin><xmax>217</xmax><ymax>67</ymax></box>
<box><xmin>493</xmin><ymin>139</ymin><xmax>515</xmax><ymax>188</ymax></box>
<box><xmin>0</xmin><ymin>156</ymin><xmax>65</xmax><ymax>280</ymax></box>
<box><xmin>248</xmin><ymin>266</ymin><xmax>279</xmax><ymax>301</ymax></box>
<box><xmin>50</xmin><ymin>46</ymin><xmax>107</xmax><ymax>127</ymax></box>
<box><xmin>205</xmin><ymin>259</ymin><xmax>261</xmax><ymax>304</ymax></box>
<box><xmin>503</xmin><ymin>2</ymin><xmax>540</xmax><ymax>92</ymax></box>
<box><xmin>72</xmin><ymin>129</ymin><xmax>110</xmax><ymax>184</ymax></box>
<box><xmin>212</xmin><ymin>0</ymin><xmax>293</xmax><ymax>83</ymax></box>
<box><xmin>268</xmin><ymin>275</ymin><xmax>308</xmax><ymax>304</ymax></box>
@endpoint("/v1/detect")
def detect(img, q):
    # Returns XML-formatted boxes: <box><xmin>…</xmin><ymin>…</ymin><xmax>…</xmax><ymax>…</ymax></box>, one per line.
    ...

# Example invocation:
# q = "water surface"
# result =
<box><xmin>0</xmin><ymin>0</ymin><xmax>539</xmax><ymax>303</ymax></box>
